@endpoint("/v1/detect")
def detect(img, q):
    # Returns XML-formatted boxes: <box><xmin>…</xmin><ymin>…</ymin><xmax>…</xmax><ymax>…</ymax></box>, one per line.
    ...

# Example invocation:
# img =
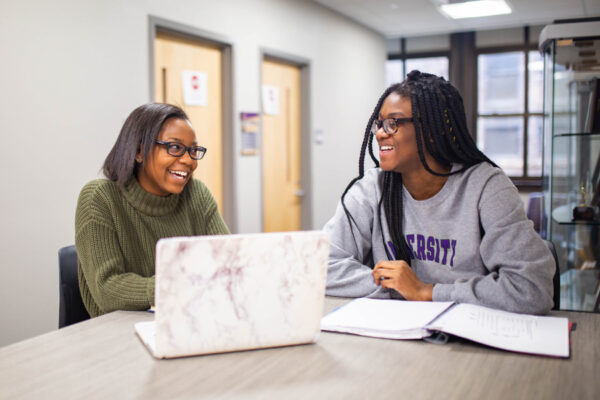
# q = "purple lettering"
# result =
<box><xmin>406</xmin><ymin>234</ymin><xmax>416</xmax><ymax>259</ymax></box>
<box><xmin>435</xmin><ymin>238</ymin><xmax>440</xmax><ymax>263</ymax></box>
<box><xmin>417</xmin><ymin>235</ymin><xmax>426</xmax><ymax>260</ymax></box>
<box><xmin>450</xmin><ymin>240</ymin><xmax>457</xmax><ymax>267</ymax></box>
<box><xmin>440</xmin><ymin>239</ymin><xmax>450</xmax><ymax>265</ymax></box>
<box><xmin>426</xmin><ymin>236</ymin><xmax>435</xmax><ymax>261</ymax></box>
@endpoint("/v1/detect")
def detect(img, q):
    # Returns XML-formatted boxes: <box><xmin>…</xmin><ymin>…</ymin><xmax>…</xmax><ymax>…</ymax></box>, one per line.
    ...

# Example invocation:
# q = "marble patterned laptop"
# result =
<box><xmin>135</xmin><ymin>231</ymin><xmax>330</xmax><ymax>358</ymax></box>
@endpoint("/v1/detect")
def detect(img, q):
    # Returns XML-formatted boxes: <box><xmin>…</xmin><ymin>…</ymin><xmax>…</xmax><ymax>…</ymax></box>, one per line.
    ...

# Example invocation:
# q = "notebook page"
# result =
<box><xmin>428</xmin><ymin>303</ymin><xmax>570</xmax><ymax>357</ymax></box>
<box><xmin>321</xmin><ymin>298</ymin><xmax>454</xmax><ymax>339</ymax></box>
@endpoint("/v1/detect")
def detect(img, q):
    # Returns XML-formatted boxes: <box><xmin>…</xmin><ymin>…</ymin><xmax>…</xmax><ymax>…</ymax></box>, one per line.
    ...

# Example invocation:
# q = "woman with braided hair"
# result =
<box><xmin>323</xmin><ymin>70</ymin><xmax>554</xmax><ymax>314</ymax></box>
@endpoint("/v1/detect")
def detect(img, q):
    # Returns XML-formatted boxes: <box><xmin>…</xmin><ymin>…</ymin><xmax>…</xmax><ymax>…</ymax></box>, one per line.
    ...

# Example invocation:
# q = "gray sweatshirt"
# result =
<box><xmin>323</xmin><ymin>163</ymin><xmax>554</xmax><ymax>315</ymax></box>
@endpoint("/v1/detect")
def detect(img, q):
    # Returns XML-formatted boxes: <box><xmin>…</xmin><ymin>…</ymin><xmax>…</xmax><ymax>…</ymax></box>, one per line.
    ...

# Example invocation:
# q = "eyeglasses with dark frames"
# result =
<box><xmin>371</xmin><ymin>117</ymin><xmax>414</xmax><ymax>135</ymax></box>
<box><xmin>154</xmin><ymin>140</ymin><xmax>207</xmax><ymax>160</ymax></box>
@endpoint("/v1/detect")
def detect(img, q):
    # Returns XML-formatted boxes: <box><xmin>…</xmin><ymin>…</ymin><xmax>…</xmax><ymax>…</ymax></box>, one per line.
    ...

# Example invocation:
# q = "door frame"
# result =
<box><xmin>259</xmin><ymin>49</ymin><xmax>312</xmax><ymax>231</ymax></box>
<box><xmin>148</xmin><ymin>15</ymin><xmax>236</xmax><ymax>232</ymax></box>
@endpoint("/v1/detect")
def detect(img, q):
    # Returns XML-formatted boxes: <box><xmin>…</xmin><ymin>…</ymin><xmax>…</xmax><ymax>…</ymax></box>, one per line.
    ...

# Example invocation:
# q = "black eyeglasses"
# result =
<box><xmin>371</xmin><ymin>117</ymin><xmax>414</xmax><ymax>135</ymax></box>
<box><xmin>154</xmin><ymin>140</ymin><xmax>207</xmax><ymax>160</ymax></box>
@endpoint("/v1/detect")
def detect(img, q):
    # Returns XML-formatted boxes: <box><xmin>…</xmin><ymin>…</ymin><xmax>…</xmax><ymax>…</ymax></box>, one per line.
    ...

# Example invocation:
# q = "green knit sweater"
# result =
<box><xmin>75</xmin><ymin>177</ymin><xmax>230</xmax><ymax>317</ymax></box>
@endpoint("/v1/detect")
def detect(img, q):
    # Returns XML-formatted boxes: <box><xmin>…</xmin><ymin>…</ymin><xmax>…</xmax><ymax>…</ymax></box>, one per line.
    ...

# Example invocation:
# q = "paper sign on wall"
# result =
<box><xmin>240</xmin><ymin>112</ymin><xmax>259</xmax><ymax>156</ymax></box>
<box><xmin>262</xmin><ymin>85</ymin><xmax>279</xmax><ymax>115</ymax></box>
<box><xmin>182</xmin><ymin>70</ymin><xmax>207</xmax><ymax>106</ymax></box>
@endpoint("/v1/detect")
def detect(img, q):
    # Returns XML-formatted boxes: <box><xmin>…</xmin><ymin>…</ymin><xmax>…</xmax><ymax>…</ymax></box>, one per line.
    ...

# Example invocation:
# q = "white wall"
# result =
<box><xmin>0</xmin><ymin>0</ymin><xmax>386</xmax><ymax>346</ymax></box>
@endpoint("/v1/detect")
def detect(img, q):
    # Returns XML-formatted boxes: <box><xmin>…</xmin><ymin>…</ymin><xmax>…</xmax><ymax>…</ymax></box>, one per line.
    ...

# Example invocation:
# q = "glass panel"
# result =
<box><xmin>477</xmin><ymin>116</ymin><xmax>524</xmax><ymax>176</ymax></box>
<box><xmin>542</xmin><ymin>48</ymin><xmax>553</xmax><ymax>237</ymax></box>
<box><xmin>576</xmin><ymin>79</ymin><xmax>598</xmax><ymax>133</ymax></box>
<box><xmin>405</xmin><ymin>57</ymin><xmax>449</xmax><ymax>80</ymax></box>
<box><xmin>478</xmin><ymin>52</ymin><xmax>525</xmax><ymax>114</ymax></box>
<box><xmin>528</xmin><ymin>50</ymin><xmax>544</xmax><ymax>113</ymax></box>
<box><xmin>550</xmin><ymin>134</ymin><xmax>600</xmax><ymax>311</ymax></box>
<box><xmin>552</xmin><ymin>64</ymin><xmax>573</xmax><ymax>134</ymax></box>
<box><xmin>527</xmin><ymin>116</ymin><xmax>543</xmax><ymax>176</ymax></box>
<box><xmin>386</xmin><ymin>60</ymin><xmax>404</xmax><ymax>87</ymax></box>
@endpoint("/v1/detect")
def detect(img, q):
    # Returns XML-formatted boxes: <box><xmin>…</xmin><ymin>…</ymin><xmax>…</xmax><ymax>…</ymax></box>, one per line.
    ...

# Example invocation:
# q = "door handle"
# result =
<box><xmin>295</xmin><ymin>189</ymin><xmax>305</xmax><ymax>197</ymax></box>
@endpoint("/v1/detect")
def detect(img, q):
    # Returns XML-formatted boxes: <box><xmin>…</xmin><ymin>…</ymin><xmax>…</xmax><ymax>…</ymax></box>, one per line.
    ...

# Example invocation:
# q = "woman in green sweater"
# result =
<box><xmin>75</xmin><ymin>103</ymin><xmax>230</xmax><ymax>317</ymax></box>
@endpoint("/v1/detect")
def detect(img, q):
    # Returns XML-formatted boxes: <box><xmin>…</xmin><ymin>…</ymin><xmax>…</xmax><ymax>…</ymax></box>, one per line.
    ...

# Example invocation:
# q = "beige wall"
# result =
<box><xmin>0</xmin><ymin>0</ymin><xmax>386</xmax><ymax>346</ymax></box>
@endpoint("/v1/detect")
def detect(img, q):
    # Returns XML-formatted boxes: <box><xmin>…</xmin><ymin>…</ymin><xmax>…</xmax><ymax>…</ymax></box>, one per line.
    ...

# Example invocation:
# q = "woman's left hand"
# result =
<box><xmin>372</xmin><ymin>260</ymin><xmax>433</xmax><ymax>301</ymax></box>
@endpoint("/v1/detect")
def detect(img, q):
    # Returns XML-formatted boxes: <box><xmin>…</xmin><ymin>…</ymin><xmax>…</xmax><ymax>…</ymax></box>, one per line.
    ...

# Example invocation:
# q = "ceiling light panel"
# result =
<box><xmin>437</xmin><ymin>0</ymin><xmax>512</xmax><ymax>19</ymax></box>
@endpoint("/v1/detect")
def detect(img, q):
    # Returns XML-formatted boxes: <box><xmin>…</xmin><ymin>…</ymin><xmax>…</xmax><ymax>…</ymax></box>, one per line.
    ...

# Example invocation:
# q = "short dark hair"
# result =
<box><xmin>341</xmin><ymin>70</ymin><xmax>496</xmax><ymax>265</ymax></box>
<box><xmin>103</xmin><ymin>103</ymin><xmax>189</xmax><ymax>187</ymax></box>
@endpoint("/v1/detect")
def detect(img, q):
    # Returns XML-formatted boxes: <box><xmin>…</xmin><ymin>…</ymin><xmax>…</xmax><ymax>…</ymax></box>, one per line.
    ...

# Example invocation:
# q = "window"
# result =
<box><xmin>477</xmin><ymin>49</ymin><xmax>544</xmax><ymax>183</ymax></box>
<box><xmin>386</xmin><ymin>59</ymin><xmax>404</xmax><ymax>86</ymax></box>
<box><xmin>386</xmin><ymin>56</ymin><xmax>449</xmax><ymax>87</ymax></box>
<box><xmin>406</xmin><ymin>57</ymin><xmax>449</xmax><ymax>80</ymax></box>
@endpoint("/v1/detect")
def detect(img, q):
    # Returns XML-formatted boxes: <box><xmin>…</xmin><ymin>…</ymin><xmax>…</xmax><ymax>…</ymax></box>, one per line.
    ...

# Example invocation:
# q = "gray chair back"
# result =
<box><xmin>58</xmin><ymin>245</ymin><xmax>90</xmax><ymax>328</ymax></box>
<box><xmin>526</xmin><ymin>192</ymin><xmax>547</xmax><ymax>237</ymax></box>
<box><xmin>543</xmin><ymin>240</ymin><xmax>560</xmax><ymax>311</ymax></box>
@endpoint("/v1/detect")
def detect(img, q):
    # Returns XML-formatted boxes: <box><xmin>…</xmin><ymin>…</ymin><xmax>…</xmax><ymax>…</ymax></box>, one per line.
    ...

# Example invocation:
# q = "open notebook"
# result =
<box><xmin>135</xmin><ymin>231</ymin><xmax>329</xmax><ymax>358</ymax></box>
<box><xmin>321</xmin><ymin>298</ymin><xmax>570</xmax><ymax>358</ymax></box>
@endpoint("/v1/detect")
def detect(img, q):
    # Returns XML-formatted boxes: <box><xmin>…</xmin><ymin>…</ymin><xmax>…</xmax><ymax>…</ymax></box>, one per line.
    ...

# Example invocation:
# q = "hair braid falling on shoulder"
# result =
<box><xmin>340</xmin><ymin>84</ymin><xmax>397</xmax><ymax>237</ymax></box>
<box><xmin>341</xmin><ymin>70</ymin><xmax>496</xmax><ymax>266</ymax></box>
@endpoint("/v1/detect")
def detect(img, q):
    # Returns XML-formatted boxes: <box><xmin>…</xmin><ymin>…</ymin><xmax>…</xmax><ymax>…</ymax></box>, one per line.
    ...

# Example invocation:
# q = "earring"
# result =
<box><xmin>136</xmin><ymin>157</ymin><xmax>142</xmax><ymax>163</ymax></box>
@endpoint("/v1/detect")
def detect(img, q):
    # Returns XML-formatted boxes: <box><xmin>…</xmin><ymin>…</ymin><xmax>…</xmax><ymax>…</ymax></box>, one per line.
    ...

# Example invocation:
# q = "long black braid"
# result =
<box><xmin>341</xmin><ymin>70</ymin><xmax>497</xmax><ymax>266</ymax></box>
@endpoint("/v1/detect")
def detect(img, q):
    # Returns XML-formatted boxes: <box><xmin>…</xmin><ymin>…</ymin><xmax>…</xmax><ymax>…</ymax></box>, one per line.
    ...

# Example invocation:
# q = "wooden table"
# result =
<box><xmin>1</xmin><ymin>298</ymin><xmax>598</xmax><ymax>399</ymax></box>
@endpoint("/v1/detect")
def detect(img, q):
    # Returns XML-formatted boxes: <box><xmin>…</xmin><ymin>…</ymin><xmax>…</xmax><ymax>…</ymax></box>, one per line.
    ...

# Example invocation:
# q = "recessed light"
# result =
<box><xmin>437</xmin><ymin>0</ymin><xmax>512</xmax><ymax>19</ymax></box>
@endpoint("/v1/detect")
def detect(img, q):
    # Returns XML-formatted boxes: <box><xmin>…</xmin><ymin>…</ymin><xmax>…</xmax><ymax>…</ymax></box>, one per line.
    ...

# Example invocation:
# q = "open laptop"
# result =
<box><xmin>135</xmin><ymin>231</ymin><xmax>330</xmax><ymax>358</ymax></box>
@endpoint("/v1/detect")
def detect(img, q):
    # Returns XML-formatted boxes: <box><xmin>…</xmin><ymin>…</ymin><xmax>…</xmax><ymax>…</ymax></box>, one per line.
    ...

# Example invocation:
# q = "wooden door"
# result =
<box><xmin>154</xmin><ymin>32</ymin><xmax>223</xmax><ymax>211</ymax></box>
<box><xmin>262</xmin><ymin>59</ymin><xmax>302</xmax><ymax>232</ymax></box>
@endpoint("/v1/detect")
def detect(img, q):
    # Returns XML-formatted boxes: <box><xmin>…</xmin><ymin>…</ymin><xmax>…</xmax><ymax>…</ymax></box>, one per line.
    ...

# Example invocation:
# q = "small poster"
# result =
<box><xmin>262</xmin><ymin>85</ymin><xmax>279</xmax><ymax>115</ymax></box>
<box><xmin>182</xmin><ymin>70</ymin><xmax>207</xmax><ymax>106</ymax></box>
<box><xmin>241</xmin><ymin>112</ymin><xmax>259</xmax><ymax>155</ymax></box>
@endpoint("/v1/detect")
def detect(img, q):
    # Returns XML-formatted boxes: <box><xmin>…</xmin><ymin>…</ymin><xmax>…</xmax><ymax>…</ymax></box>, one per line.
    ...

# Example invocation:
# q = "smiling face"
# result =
<box><xmin>136</xmin><ymin>117</ymin><xmax>198</xmax><ymax>196</ymax></box>
<box><xmin>375</xmin><ymin>92</ymin><xmax>422</xmax><ymax>174</ymax></box>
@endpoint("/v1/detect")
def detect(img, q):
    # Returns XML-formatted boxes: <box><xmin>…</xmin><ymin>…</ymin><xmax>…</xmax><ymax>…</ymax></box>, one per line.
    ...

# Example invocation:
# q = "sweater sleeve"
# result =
<box><xmin>75</xmin><ymin>183</ymin><xmax>155</xmax><ymax>316</ymax></box>
<box><xmin>323</xmin><ymin>177</ymin><xmax>392</xmax><ymax>299</ymax></box>
<box><xmin>432</xmin><ymin>172</ymin><xmax>555</xmax><ymax>315</ymax></box>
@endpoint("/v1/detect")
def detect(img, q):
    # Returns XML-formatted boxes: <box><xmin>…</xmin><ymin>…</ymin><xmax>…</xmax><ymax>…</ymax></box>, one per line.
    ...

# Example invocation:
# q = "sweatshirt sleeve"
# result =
<box><xmin>432</xmin><ymin>171</ymin><xmax>555</xmax><ymax>315</ymax></box>
<box><xmin>75</xmin><ymin>183</ymin><xmax>155</xmax><ymax>316</ymax></box>
<box><xmin>323</xmin><ymin>175</ymin><xmax>392</xmax><ymax>299</ymax></box>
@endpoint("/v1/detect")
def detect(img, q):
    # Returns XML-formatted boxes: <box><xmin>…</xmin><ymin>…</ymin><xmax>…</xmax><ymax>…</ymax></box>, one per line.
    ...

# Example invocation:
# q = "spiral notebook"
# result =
<box><xmin>321</xmin><ymin>298</ymin><xmax>570</xmax><ymax>358</ymax></box>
